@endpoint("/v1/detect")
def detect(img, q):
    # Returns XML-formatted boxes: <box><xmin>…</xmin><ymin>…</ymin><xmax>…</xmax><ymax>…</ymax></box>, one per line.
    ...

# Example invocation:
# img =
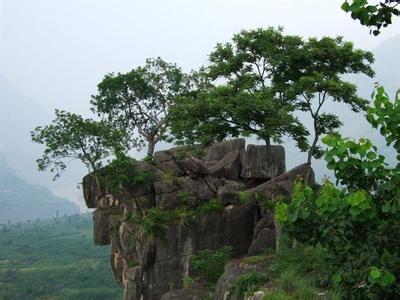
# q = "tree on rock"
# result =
<box><xmin>31</xmin><ymin>110</ymin><xmax>125</xmax><ymax>179</ymax></box>
<box><xmin>91</xmin><ymin>57</ymin><xmax>189</xmax><ymax>157</ymax></box>
<box><xmin>170</xmin><ymin>28</ymin><xmax>309</xmax><ymax>166</ymax></box>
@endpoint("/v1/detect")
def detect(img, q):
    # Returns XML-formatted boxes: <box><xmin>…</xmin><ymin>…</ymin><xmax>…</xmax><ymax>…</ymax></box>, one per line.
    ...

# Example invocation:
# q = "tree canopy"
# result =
<box><xmin>170</xmin><ymin>28</ymin><xmax>309</xmax><ymax>166</ymax></box>
<box><xmin>31</xmin><ymin>110</ymin><xmax>125</xmax><ymax>179</ymax></box>
<box><xmin>290</xmin><ymin>36</ymin><xmax>374</xmax><ymax>167</ymax></box>
<box><xmin>91</xmin><ymin>57</ymin><xmax>189</xmax><ymax>156</ymax></box>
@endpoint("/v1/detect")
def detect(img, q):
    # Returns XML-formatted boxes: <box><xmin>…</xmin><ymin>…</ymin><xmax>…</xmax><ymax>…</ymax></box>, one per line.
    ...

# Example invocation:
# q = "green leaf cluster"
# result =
<box><xmin>31</xmin><ymin>110</ymin><xmax>127</xmax><ymax>180</ymax></box>
<box><xmin>341</xmin><ymin>0</ymin><xmax>400</xmax><ymax>35</ymax></box>
<box><xmin>189</xmin><ymin>246</ymin><xmax>233</xmax><ymax>285</ymax></box>
<box><xmin>278</xmin><ymin>87</ymin><xmax>400</xmax><ymax>298</ymax></box>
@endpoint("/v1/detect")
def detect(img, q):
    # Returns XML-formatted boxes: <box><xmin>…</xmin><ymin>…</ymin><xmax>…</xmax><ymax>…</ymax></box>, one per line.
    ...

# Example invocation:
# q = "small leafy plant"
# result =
<box><xmin>189</xmin><ymin>246</ymin><xmax>233</xmax><ymax>285</ymax></box>
<box><xmin>229</xmin><ymin>271</ymin><xmax>268</xmax><ymax>297</ymax></box>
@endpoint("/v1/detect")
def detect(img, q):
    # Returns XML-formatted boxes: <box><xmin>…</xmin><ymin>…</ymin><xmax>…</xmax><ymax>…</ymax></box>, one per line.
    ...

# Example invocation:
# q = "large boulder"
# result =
<box><xmin>248</xmin><ymin>163</ymin><xmax>314</xmax><ymax>199</ymax></box>
<box><xmin>217</xmin><ymin>180</ymin><xmax>246</xmax><ymax>205</ymax></box>
<box><xmin>93</xmin><ymin>207</ymin><xmax>123</xmax><ymax>245</ymax></box>
<box><xmin>205</xmin><ymin>139</ymin><xmax>246</xmax><ymax>161</ymax></box>
<box><xmin>83</xmin><ymin>139</ymin><xmax>316</xmax><ymax>300</ymax></box>
<box><xmin>240</xmin><ymin>144</ymin><xmax>285</xmax><ymax>179</ymax></box>
<box><xmin>248</xmin><ymin>210</ymin><xmax>276</xmax><ymax>255</ymax></box>
<box><xmin>207</xmin><ymin>150</ymin><xmax>242</xmax><ymax>180</ymax></box>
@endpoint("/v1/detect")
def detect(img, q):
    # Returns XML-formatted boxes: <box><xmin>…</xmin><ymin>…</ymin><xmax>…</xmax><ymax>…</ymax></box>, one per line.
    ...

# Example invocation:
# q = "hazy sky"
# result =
<box><xmin>1</xmin><ymin>0</ymin><xmax>399</xmax><ymax>209</ymax></box>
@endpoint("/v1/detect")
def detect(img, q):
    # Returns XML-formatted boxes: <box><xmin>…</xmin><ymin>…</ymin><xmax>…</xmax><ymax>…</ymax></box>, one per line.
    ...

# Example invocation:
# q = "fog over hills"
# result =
<box><xmin>0</xmin><ymin>75</ymin><xmax>87</xmax><ymax>210</ymax></box>
<box><xmin>0</xmin><ymin>153</ymin><xmax>79</xmax><ymax>223</ymax></box>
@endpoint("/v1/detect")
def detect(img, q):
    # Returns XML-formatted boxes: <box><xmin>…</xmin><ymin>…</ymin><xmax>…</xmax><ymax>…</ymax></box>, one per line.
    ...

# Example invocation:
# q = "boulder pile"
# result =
<box><xmin>82</xmin><ymin>139</ymin><xmax>313</xmax><ymax>300</ymax></box>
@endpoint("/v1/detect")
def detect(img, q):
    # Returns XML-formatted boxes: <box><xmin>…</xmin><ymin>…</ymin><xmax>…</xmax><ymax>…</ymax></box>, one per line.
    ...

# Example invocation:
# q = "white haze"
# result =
<box><xmin>1</xmin><ymin>0</ymin><xmax>399</xmax><ymax>210</ymax></box>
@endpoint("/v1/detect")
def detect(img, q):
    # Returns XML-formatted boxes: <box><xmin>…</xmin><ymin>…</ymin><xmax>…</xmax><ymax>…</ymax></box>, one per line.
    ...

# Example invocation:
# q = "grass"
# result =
<box><xmin>0</xmin><ymin>214</ymin><xmax>122</xmax><ymax>300</ymax></box>
<box><xmin>230</xmin><ymin>271</ymin><xmax>269</xmax><ymax>297</ymax></box>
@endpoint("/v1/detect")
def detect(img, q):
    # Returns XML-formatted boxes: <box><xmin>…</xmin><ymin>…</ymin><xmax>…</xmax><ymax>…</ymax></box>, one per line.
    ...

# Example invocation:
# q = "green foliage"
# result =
<box><xmin>99</xmin><ymin>151</ymin><xmax>153</xmax><ymax>193</ymax></box>
<box><xmin>230</xmin><ymin>271</ymin><xmax>268</xmax><ymax>297</ymax></box>
<box><xmin>127</xmin><ymin>260</ymin><xmax>139</xmax><ymax>268</ymax></box>
<box><xmin>131</xmin><ymin>208</ymin><xmax>173</xmax><ymax>240</ymax></box>
<box><xmin>127</xmin><ymin>206</ymin><xmax>196</xmax><ymax>240</ymax></box>
<box><xmin>196</xmin><ymin>199</ymin><xmax>224</xmax><ymax>215</ymax></box>
<box><xmin>182</xmin><ymin>274</ymin><xmax>194</xmax><ymax>289</ymax></box>
<box><xmin>238</xmin><ymin>191</ymin><xmax>252</xmax><ymax>204</ymax></box>
<box><xmin>189</xmin><ymin>246</ymin><xmax>233</xmax><ymax>285</ymax></box>
<box><xmin>367</xmin><ymin>86</ymin><xmax>400</xmax><ymax>158</ymax></box>
<box><xmin>291</xmin><ymin>36</ymin><xmax>374</xmax><ymax>165</ymax></box>
<box><xmin>341</xmin><ymin>0</ymin><xmax>400</xmax><ymax>35</ymax></box>
<box><xmin>91</xmin><ymin>57</ymin><xmax>190</xmax><ymax>156</ymax></box>
<box><xmin>174</xmin><ymin>145</ymin><xmax>205</xmax><ymax>159</ymax></box>
<box><xmin>0</xmin><ymin>214</ymin><xmax>121</xmax><ymax>300</ymax></box>
<box><xmin>177</xmin><ymin>191</ymin><xmax>193</xmax><ymax>205</ymax></box>
<box><xmin>169</xmin><ymin>27</ymin><xmax>309</xmax><ymax>156</ymax></box>
<box><xmin>31</xmin><ymin>110</ymin><xmax>126</xmax><ymax>180</ymax></box>
<box><xmin>278</xmin><ymin>87</ymin><xmax>400</xmax><ymax>299</ymax></box>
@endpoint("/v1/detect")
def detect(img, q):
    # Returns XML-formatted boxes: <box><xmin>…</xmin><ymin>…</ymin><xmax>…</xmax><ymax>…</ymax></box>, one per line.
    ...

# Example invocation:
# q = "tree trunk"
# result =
<box><xmin>265</xmin><ymin>137</ymin><xmax>273</xmax><ymax>169</ymax></box>
<box><xmin>306</xmin><ymin>120</ymin><xmax>319</xmax><ymax>183</ymax></box>
<box><xmin>147</xmin><ymin>138</ymin><xmax>156</xmax><ymax>157</ymax></box>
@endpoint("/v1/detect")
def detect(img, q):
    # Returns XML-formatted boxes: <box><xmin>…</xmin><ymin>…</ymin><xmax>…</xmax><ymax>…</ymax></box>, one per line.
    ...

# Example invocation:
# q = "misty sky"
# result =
<box><xmin>1</xmin><ymin>0</ymin><xmax>399</xmax><ymax>210</ymax></box>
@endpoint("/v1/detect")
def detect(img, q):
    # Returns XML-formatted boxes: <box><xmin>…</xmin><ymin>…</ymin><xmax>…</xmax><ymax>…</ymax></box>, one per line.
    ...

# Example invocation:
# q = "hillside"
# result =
<box><xmin>0</xmin><ymin>214</ymin><xmax>122</xmax><ymax>299</ymax></box>
<box><xmin>0</xmin><ymin>155</ymin><xmax>79</xmax><ymax>223</ymax></box>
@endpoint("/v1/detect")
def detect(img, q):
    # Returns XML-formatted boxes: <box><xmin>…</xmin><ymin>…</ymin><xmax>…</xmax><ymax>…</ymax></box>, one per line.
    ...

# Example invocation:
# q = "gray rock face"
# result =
<box><xmin>205</xmin><ymin>138</ymin><xmax>246</xmax><ymax>161</ymax></box>
<box><xmin>82</xmin><ymin>139</ymin><xmax>312</xmax><ymax>300</ymax></box>
<box><xmin>240</xmin><ymin>144</ymin><xmax>285</xmax><ymax>179</ymax></box>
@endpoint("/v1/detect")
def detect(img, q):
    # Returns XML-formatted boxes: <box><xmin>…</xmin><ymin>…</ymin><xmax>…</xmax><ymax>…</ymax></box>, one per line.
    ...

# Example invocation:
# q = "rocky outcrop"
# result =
<box><xmin>82</xmin><ymin>139</ymin><xmax>312</xmax><ymax>300</ymax></box>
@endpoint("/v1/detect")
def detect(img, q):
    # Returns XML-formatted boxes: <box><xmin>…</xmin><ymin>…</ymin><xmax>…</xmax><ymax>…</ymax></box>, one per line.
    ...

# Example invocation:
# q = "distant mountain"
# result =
<box><xmin>0</xmin><ymin>154</ymin><xmax>79</xmax><ymax>223</ymax></box>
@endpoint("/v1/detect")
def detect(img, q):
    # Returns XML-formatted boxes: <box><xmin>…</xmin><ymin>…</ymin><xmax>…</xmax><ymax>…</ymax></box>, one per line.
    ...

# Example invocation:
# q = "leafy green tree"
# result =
<box><xmin>291</xmin><ymin>36</ymin><xmax>374</xmax><ymax>170</ymax></box>
<box><xmin>31</xmin><ymin>110</ymin><xmax>124</xmax><ymax>179</ymax></box>
<box><xmin>170</xmin><ymin>28</ymin><xmax>309</xmax><ymax>165</ymax></box>
<box><xmin>91</xmin><ymin>57</ymin><xmax>189</xmax><ymax>156</ymax></box>
<box><xmin>341</xmin><ymin>0</ymin><xmax>400</xmax><ymax>35</ymax></box>
<box><xmin>277</xmin><ymin>87</ymin><xmax>400</xmax><ymax>298</ymax></box>
<box><xmin>170</xmin><ymin>86</ymin><xmax>308</xmax><ymax>159</ymax></box>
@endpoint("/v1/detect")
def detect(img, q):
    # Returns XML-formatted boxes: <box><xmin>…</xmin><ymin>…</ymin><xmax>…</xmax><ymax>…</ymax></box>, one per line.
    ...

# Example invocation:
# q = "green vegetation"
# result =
<box><xmin>341</xmin><ymin>0</ymin><xmax>400</xmax><ymax>35</ymax></box>
<box><xmin>174</xmin><ymin>145</ymin><xmax>205</xmax><ymax>159</ymax></box>
<box><xmin>30</xmin><ymin>110</ymin><xmax>126</xmax><ymax>180</ymax></box>
<box><xmin>28</xmin><ymin>8</ymin><xmax>400</xmax><ymax>298</ymax></box>
<box><xmin>182</xmin><ymin>274</ymin><xmax>194</xmax><ymax>289</ymax></box>
<box><xmin>0</xmin><ymin>214</ymin><xmax>121</xmax><ymax>300</ymax></box>
<box><xmin>169</xmin><ymin>27</ymin><xmax>309</xmax><ymax>164</ymax></box>
<box><xmin>230</xmin><ymin>271</ymin><xmax>268</xmax><ymax>298</ymax></box>
<box><xmin>278</xmin><ymin>87</ymin><xmax>400</xmax><ymax>298</ymax></box>
<box><xmin>189</xmin><ymin>246</ymin><xmax>233</xmax><ymax>285</ymax></box>
<box><xmin>238</xmin><ymin>191</ymin><xmax>252</xmax><ymax>204</ymax></box>
<box><xmin>126</xmin><ymin>199</ymin><xmax>225</xmax><ymax>240</ymax></box>
<box><xmin>100</xmin><ymin>151</ymin><xmax>153</xmax><ymax>193</ymax></box>
<box><xmin>91</xmin><ymin>57</ymin><xmax>190</xmax><ymax>156</ymax></box>
<box><xmin>195</xmin><ymin>199</ymin><xmax>224</xmax><ymax>215</ymax></box>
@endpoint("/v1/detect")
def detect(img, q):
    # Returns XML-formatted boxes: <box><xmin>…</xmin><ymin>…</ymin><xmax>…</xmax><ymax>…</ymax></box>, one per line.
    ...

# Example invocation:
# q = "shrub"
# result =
<box><xmin>183</xmin><ymin>274</ymin><xmax>194</xmax><ymax>289</ymax></box>
<box><xmin>238</xmin><ymin>191</ymin><xmax>252</xmax><ymax>204</ymax></box>
<box><xmin>277</xmin><ymin>87</ymin><xmax>400</xmax><ymax>298</ymax></box>
<box><xmin>196</xmin><ymin>199</ymin><xmax>224</xmax><ymax>215</ymax></box>
<box><xmin>189</xmin><ymin>246</ymin><xmax>233</xmax><ymax>284</ymax></box>
<box><xmin>100</xmin><ymin>151</ymin><xmax>153</xmax><ymax>193</ymax></box>
<box><xmin>137</xmin><ymin>208</ymin><xmax>172</xmax><ymax>240</ymax></box>
<box><xmin>177</xmin><ymin>191</ymin><xmax>193</xmax><ymax>205</ymax></box>
<box><xmin>230</xmin><ymin>271</ymin><xmax>268</xmax><ymax>297</ymax></box>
